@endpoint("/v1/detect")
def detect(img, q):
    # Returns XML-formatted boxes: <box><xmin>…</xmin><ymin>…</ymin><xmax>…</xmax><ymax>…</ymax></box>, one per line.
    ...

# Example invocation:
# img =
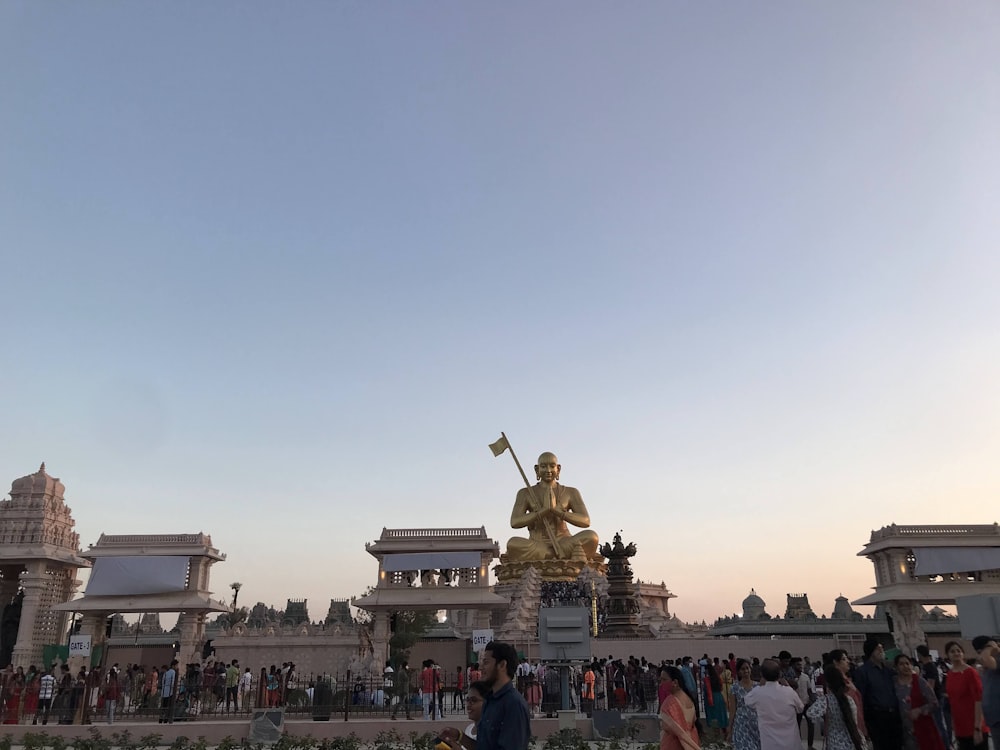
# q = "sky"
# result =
<box><xmin>2</xmin><ymin>2</ymin><xmax>999</xmax><ymax>627</ymax></box>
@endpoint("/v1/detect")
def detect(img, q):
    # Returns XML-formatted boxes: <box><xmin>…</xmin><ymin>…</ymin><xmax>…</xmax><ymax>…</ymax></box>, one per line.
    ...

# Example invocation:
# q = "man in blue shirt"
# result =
<box><xmin>159</xmin><ymin>659</ymin><xmax>178</xmax><ymax>724</ymax></box>
<box><xmin>477</xmin><ymin>641</ymin><xmax>531</xmax><ymax>750</ymax></box>
<box><xmin>974</xmin><ymin>636</ymin><xmax>1000</xmax><ymax>741</ymax></box>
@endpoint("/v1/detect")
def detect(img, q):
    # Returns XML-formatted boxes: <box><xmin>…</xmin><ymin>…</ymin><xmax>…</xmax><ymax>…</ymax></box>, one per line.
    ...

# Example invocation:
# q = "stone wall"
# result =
<box><xmin>211</xmin><ymin>630</ymin><xmax>366</xmax><ymax>677</ymax></box>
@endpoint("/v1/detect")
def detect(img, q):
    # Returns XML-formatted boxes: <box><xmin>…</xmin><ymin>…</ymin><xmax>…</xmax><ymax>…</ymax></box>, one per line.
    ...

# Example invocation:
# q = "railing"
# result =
<box><xmin>0</xmin><ymin>668</ymin><xmax>677</xmax><ymax>725</ymax></box>
<box><xmin>6</xmin><ymin>663</ymin><xmax>766</xmax><ymax>725</ymax></box>
<box><xmin>379</xmin><ymin>527</ymin><xmax>488</xmax><ymax>540</ymax></box>
<box><xmin>93</xmin><ymin>534</ymin><xmax>213</xmax><ymax>546</ymax></box>
<box><xmin>869</xmin><ymin>524</ymin><xmax>1000</xmax><ymax>541</ymax></box>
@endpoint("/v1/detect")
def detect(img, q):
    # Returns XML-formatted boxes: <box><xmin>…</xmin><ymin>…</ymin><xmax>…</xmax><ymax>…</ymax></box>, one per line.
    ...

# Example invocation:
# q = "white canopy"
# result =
<box><xmin>382</xmin><ymin>552</ymin><xmax>482</xmax><ymax>572</ymax></box>
<box><xmin>913</xmin><ymin>547</ymin><xmax>1000</xmax><ymax>576</ymax></box>
<box><xmin>85</xmin><ymin>555</ymin><xmax>189</xmax><ymax>596</ymax></box>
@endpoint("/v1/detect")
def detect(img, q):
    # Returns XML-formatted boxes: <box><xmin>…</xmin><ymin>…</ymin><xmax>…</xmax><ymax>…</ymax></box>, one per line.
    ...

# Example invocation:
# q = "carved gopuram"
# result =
<box><xmin>854</xmin><ymin>524</ymin><xmax>1000</xmax><ymax>655</ymax></box>
<box><xmin>353</xmin><ymin>527</ymin><xmax>509</xmax><ymax>664</ymax></box>
<box><xmin>54</xmin><ymin>533</ymin><xmax>229</xmax><ymax>667</ymax></box>
<box><xmin>0</xmin><ymin>464</ymin><xmax>90</xmax><ymax>667</ymax></box>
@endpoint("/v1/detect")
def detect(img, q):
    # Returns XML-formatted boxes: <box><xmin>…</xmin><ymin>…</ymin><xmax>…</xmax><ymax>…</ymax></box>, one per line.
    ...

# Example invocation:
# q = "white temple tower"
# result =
<box><xmin>0</xmin><ymin>464</ymin><xmax>90</xmax><ymax>667</ymax></box>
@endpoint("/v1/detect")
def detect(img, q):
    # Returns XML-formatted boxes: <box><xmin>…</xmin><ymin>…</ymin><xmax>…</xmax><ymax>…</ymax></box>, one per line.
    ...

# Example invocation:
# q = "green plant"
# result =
<box><xmin>542</xmin><ymin>728</ymin><xmax>588</xmax><ymax>750</ymax></box>
<box><xmin>167</xmin><ymin>736</ymin><xmax>190</xmax><ymax>750</ymax></box>
<box><xmin>189</xmin><ymin>737</ymin><xmax>209</xmax><ymax>750</ymax></box>
<box><xmin>325</xmin><ymin>734</ymin><xmax>362</xmax><ymax>750</ymax></box>
<box><xmin>138</xmin><ymin>733</ymin><xmax>163</xmax><ymax>750</ymax></box>
<box><xmin>111</xmin><ymin>730</ymin><xmax>136</xmax><ymax>750</ymax></box>
<box><xmin>89</xmin><ymin>727</ymin><xmax>113</xmax><ymax>750</ymax></box>
<box><xmin>49</xmin><ymin>736</ymin><xmax>69</xmax><ymax>750</ymax></box>
<box><xmin>216</xmin><ymin>736</ymin><xmax>239</xmax><ymax>750</ymax></box>
<box><xmin>0</xmin><ymin>733</ymin><xmax>12</xmax><ymax>750</ymax></box>
<box><xmin>22</xmin><ymin>732</ymin><xmax>48</xmax><ymax>750</ymax></box>
<box><xmin>408</xmin><ymin>732</ymin><xmax>438</xmax><ymax>750</ymax></box>
<box><xmin>372</xmin><ymin>729</ymin><xmax>406</xmax><ymax>750</ymax></box>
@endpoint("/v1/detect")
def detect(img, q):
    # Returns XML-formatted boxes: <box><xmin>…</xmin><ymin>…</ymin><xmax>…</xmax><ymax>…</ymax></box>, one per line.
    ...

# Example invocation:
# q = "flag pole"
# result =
<box><xmin>495</xmin><ymin>432</ymin><xmax>563</xmax><ymax>557</ymax></box>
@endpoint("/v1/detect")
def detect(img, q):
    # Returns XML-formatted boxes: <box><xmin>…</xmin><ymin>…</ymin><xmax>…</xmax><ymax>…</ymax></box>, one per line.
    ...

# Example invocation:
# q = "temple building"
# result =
<box><xmin>53</xmin><ymin>532</ymin><xmax>229</xmax><ymax>667</ymax></box>
<box><xmin>353</xmin><ymin>527</ymin><xmax>510</xmax><ymax>663</ymax></box>
<box><xmin>853</xmin><ymin>523</ymin><xmax>1000</xmax><ymax>654</ymax></box>
<box><xmin>0</xmin><ymin>464</ymin><xmax>90</xmax><ymax>666</ymax></box>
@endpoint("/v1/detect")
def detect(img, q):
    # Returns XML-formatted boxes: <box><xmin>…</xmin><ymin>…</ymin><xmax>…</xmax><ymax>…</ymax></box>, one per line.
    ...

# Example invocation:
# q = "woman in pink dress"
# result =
<box><xmin>3</xmin><ymin>668</ymin><xmax>24</xmax><ymax>724</ymax></box>
<box><xmin>659</xmin><ymin>666</ymin><xmax>701</xmax><ymax>750</ymax></box>
<box><xmin>23</xmin><ymin>667</ymin><xmax>39</xmax><ymax>720</ymax></box>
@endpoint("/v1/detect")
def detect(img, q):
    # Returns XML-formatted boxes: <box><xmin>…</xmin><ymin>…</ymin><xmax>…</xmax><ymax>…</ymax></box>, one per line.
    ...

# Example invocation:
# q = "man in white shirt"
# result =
<box><xmin>35</xmin><ymin>667</ymin><xmax>56</xmax><ymax>725</ymax></box>
<box><xmin>239</xmin><ymin>667</ymin><xmax>253</xmax><ymax>708</ymax></box>
<box><xmin>791</xmin><ymin>657</ymin><xmax>816</xmax><ymax>750</ymax></box>
<box><xmin>745</xmin><ymin>659</ymin><xmax>804</xmax><ymax>750</ymax></box>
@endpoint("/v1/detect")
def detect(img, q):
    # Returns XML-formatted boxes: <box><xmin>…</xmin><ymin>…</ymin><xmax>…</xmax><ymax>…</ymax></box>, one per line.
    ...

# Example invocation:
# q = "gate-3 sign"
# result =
<box><xmin>69</xmin><ymin>635</ymin><xmax>91</xmax><ymax>657</ymax></box>
<box><xmin>471</xmin><ymin>629</ymin><xmax>493</xmax><ymax>652</ymax></box>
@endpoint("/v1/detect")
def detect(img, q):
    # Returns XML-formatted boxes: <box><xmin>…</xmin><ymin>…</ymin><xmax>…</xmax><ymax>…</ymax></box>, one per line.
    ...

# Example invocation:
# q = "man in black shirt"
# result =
<box><xmin>854</xmin><ymin>639</ymin><xmax>903</xmax><ymax>750</ymax></box>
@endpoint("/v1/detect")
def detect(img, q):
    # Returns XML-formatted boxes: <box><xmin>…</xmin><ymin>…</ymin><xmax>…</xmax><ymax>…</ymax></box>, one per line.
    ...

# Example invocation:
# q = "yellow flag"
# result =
<box><xmin>489</xmin><ymin>435</ymin><xmax>509</xmax><ymax>457</ymax></box>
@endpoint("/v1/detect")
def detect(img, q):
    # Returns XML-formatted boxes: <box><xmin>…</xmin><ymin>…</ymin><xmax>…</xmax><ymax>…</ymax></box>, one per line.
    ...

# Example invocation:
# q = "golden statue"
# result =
<box><xmin>506</xmin><ymin>452</ymin><xmax>599</xmax><ymax>562</ymax></box>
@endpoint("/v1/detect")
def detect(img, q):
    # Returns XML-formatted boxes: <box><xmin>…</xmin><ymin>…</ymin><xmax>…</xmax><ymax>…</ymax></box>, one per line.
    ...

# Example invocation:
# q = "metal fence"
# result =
<box><xmin>0</xmin><ymin>668</ymin><xmax>662</xmax><ymax>724</ymax></box>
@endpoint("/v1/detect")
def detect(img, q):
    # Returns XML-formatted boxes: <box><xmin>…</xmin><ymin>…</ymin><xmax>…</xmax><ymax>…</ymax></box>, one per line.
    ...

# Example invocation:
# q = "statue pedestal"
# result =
<box><xmin>495</xmin><ymin>555</ymin><xmax>606</xmax><ymax>583</ymax></box>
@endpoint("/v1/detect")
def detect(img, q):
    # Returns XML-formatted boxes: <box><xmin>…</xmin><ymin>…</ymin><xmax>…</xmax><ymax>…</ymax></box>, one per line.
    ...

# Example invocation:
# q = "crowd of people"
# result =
<box><xmin>0</xmin><ymin>658</ymin><xmax>299</xmax><ymax>725</ymax></box>
<box><xmin>623</xmin><ymin>636</ymin><xmax>1000</xmax><ymax>750</ymax></box>
<box><xmin>2</xmin><ymin>634</ymin><xmax>999</xmax><ymax>750</ymax></box>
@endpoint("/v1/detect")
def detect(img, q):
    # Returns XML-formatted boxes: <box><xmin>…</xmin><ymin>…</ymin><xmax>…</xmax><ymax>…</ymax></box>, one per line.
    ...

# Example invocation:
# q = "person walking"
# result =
<box><xmin>477</xmin><ymin>641</ymin><xmax>531</xmax><ymax>750</ymax></box>
<box><xmin>744</xmin><ymin>659</ymin><xmax>804</xmax><ymax>750</ymax></box>
<box><xmin>390</xmin><ymin>661</ymin><xmax>414</xmax><ymax>720</ymax></box>
<box><xmin>808</xmin><ymin>665</ymin><xmax>865</xmax><ymax>750</ymax></box>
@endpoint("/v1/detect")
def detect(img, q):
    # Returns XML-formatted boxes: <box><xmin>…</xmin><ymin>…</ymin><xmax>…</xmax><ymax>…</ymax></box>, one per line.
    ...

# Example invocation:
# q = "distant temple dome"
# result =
<box><xmin>832</xmin><ymin>595</ymin><xmax>855</xmax><ymax>620</ymax></box>
<box><xmin>742</xmin><ymin>589</ymin><xmax>767</xmax><ymax>620</ymax></box>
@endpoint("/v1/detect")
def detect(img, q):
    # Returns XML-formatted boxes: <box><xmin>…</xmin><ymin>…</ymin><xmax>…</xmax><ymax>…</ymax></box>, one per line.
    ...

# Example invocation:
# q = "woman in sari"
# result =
<box><xmin>659</xmin><ymin>665</ymin><xmax>700</xmax><ymax>750</ymax></box>
<box><xmin>3</xmin><ymin>668</ymin><xmax>24</xmax><ymax>724</ymax></box>
<box><xmin>23</xmin><ymin>666</ymin><xmax>38</xmax><ymax>721</ymax></box>
<box><xmin>893</xmin><ymin>654</ymin><xmax>943</xmax><ymax>750</ymax></box>
<box><xmin>704</xmin><ymin>659</ymin><xmax>729</xmax><ymax>737</ymax></box>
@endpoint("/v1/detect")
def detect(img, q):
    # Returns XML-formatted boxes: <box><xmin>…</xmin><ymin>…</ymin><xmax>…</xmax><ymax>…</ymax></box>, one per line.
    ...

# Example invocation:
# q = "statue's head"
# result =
<box><xmin>534</xmin><ymin>452</ymin><xmax>560</xmax><ymax>482</ymax></box>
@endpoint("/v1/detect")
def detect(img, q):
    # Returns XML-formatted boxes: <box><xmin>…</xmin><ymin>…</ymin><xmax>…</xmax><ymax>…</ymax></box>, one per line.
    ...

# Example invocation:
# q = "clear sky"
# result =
<box><xmin>2</xmin><ymin>2</ymin><xmax>999</xmax><ymax>626</ymax></box>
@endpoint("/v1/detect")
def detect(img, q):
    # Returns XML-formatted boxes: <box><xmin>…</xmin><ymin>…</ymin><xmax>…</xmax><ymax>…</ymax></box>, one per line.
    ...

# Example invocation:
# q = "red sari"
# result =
<box><xmin>907</xmin><ymin>674</ymin><xmax>944</xmax><ymax>750</ymax></box>
<box><xmin>660</xmin><ymin>692</ymin><xmax>700</xmax><ymax>750</ymax></box>
<box><xmin>3</xmin><ymin>681</ymin><xmax>22</xmax><ymax>724</ymax></box>
<box><xmin>23</xmin><ymin>675</ymin><xmax>39</xmax><ymax>717</ymax></box>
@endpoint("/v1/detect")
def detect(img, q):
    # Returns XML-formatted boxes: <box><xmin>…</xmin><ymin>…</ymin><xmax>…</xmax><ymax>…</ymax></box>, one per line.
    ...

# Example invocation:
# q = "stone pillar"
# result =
<box><xmin>887</xmin><ymin>601</ymin><xmax>927</xmax><ymax>657</ymax></box>
<box><xmin>177</xmin><ymin>612</ymin><xmax>206</xmax><ymax>666</ymax></box>
<box><xmin>372</xmin><ymin>611</ymin><xmax>390</xmax><ymax>665</ymax></box>
<box><xmin>12</xmin><ymin>561</ymin><xmax>48</xmax><ymax>667</ymax></box>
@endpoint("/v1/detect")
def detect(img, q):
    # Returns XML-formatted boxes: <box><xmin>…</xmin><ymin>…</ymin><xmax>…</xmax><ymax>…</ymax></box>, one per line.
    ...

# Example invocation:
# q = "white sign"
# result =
<box><xmin>472</xmin><ymin>629</ymin><xmax>494</xmax><ymax>652</ymax></box>
<box><xmin>69</xmin><ymin>635</ymin><xmax>91</xmax><ymax>657</ymax></box>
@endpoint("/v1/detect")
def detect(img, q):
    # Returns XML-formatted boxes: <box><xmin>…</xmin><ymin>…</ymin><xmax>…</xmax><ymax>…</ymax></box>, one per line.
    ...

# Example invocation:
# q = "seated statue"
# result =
<box><xmin>506</xmin><ymin>452</ymin><xmax>600</xmax><ymax>562</ymax></box>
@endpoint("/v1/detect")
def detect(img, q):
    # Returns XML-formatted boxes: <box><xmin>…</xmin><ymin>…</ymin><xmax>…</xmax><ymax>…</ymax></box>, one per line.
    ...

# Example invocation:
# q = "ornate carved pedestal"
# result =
<box><xmin>495</xmin><ymin>555</ymin><xmax>607</xmax><ymax>583</ymax></box>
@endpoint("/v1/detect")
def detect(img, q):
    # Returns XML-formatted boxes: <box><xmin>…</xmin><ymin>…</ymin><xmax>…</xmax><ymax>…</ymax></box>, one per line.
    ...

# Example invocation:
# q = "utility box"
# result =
<box><xmin>538</xmin><ymin>606</ymin><xmax>590</xmax><ymax>662</ymax></box>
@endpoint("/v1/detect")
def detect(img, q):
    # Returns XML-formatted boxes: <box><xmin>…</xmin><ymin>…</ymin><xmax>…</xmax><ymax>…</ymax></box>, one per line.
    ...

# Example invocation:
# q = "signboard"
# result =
<box><xmin>472</xmin><ymin>629</ymin><xmax>494</xmax><ymax>652</ymax></box>
<box><xmin>69</xmin><ymin>635</ymin><xmax>91</xmax><ymax>657</ymax></box>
